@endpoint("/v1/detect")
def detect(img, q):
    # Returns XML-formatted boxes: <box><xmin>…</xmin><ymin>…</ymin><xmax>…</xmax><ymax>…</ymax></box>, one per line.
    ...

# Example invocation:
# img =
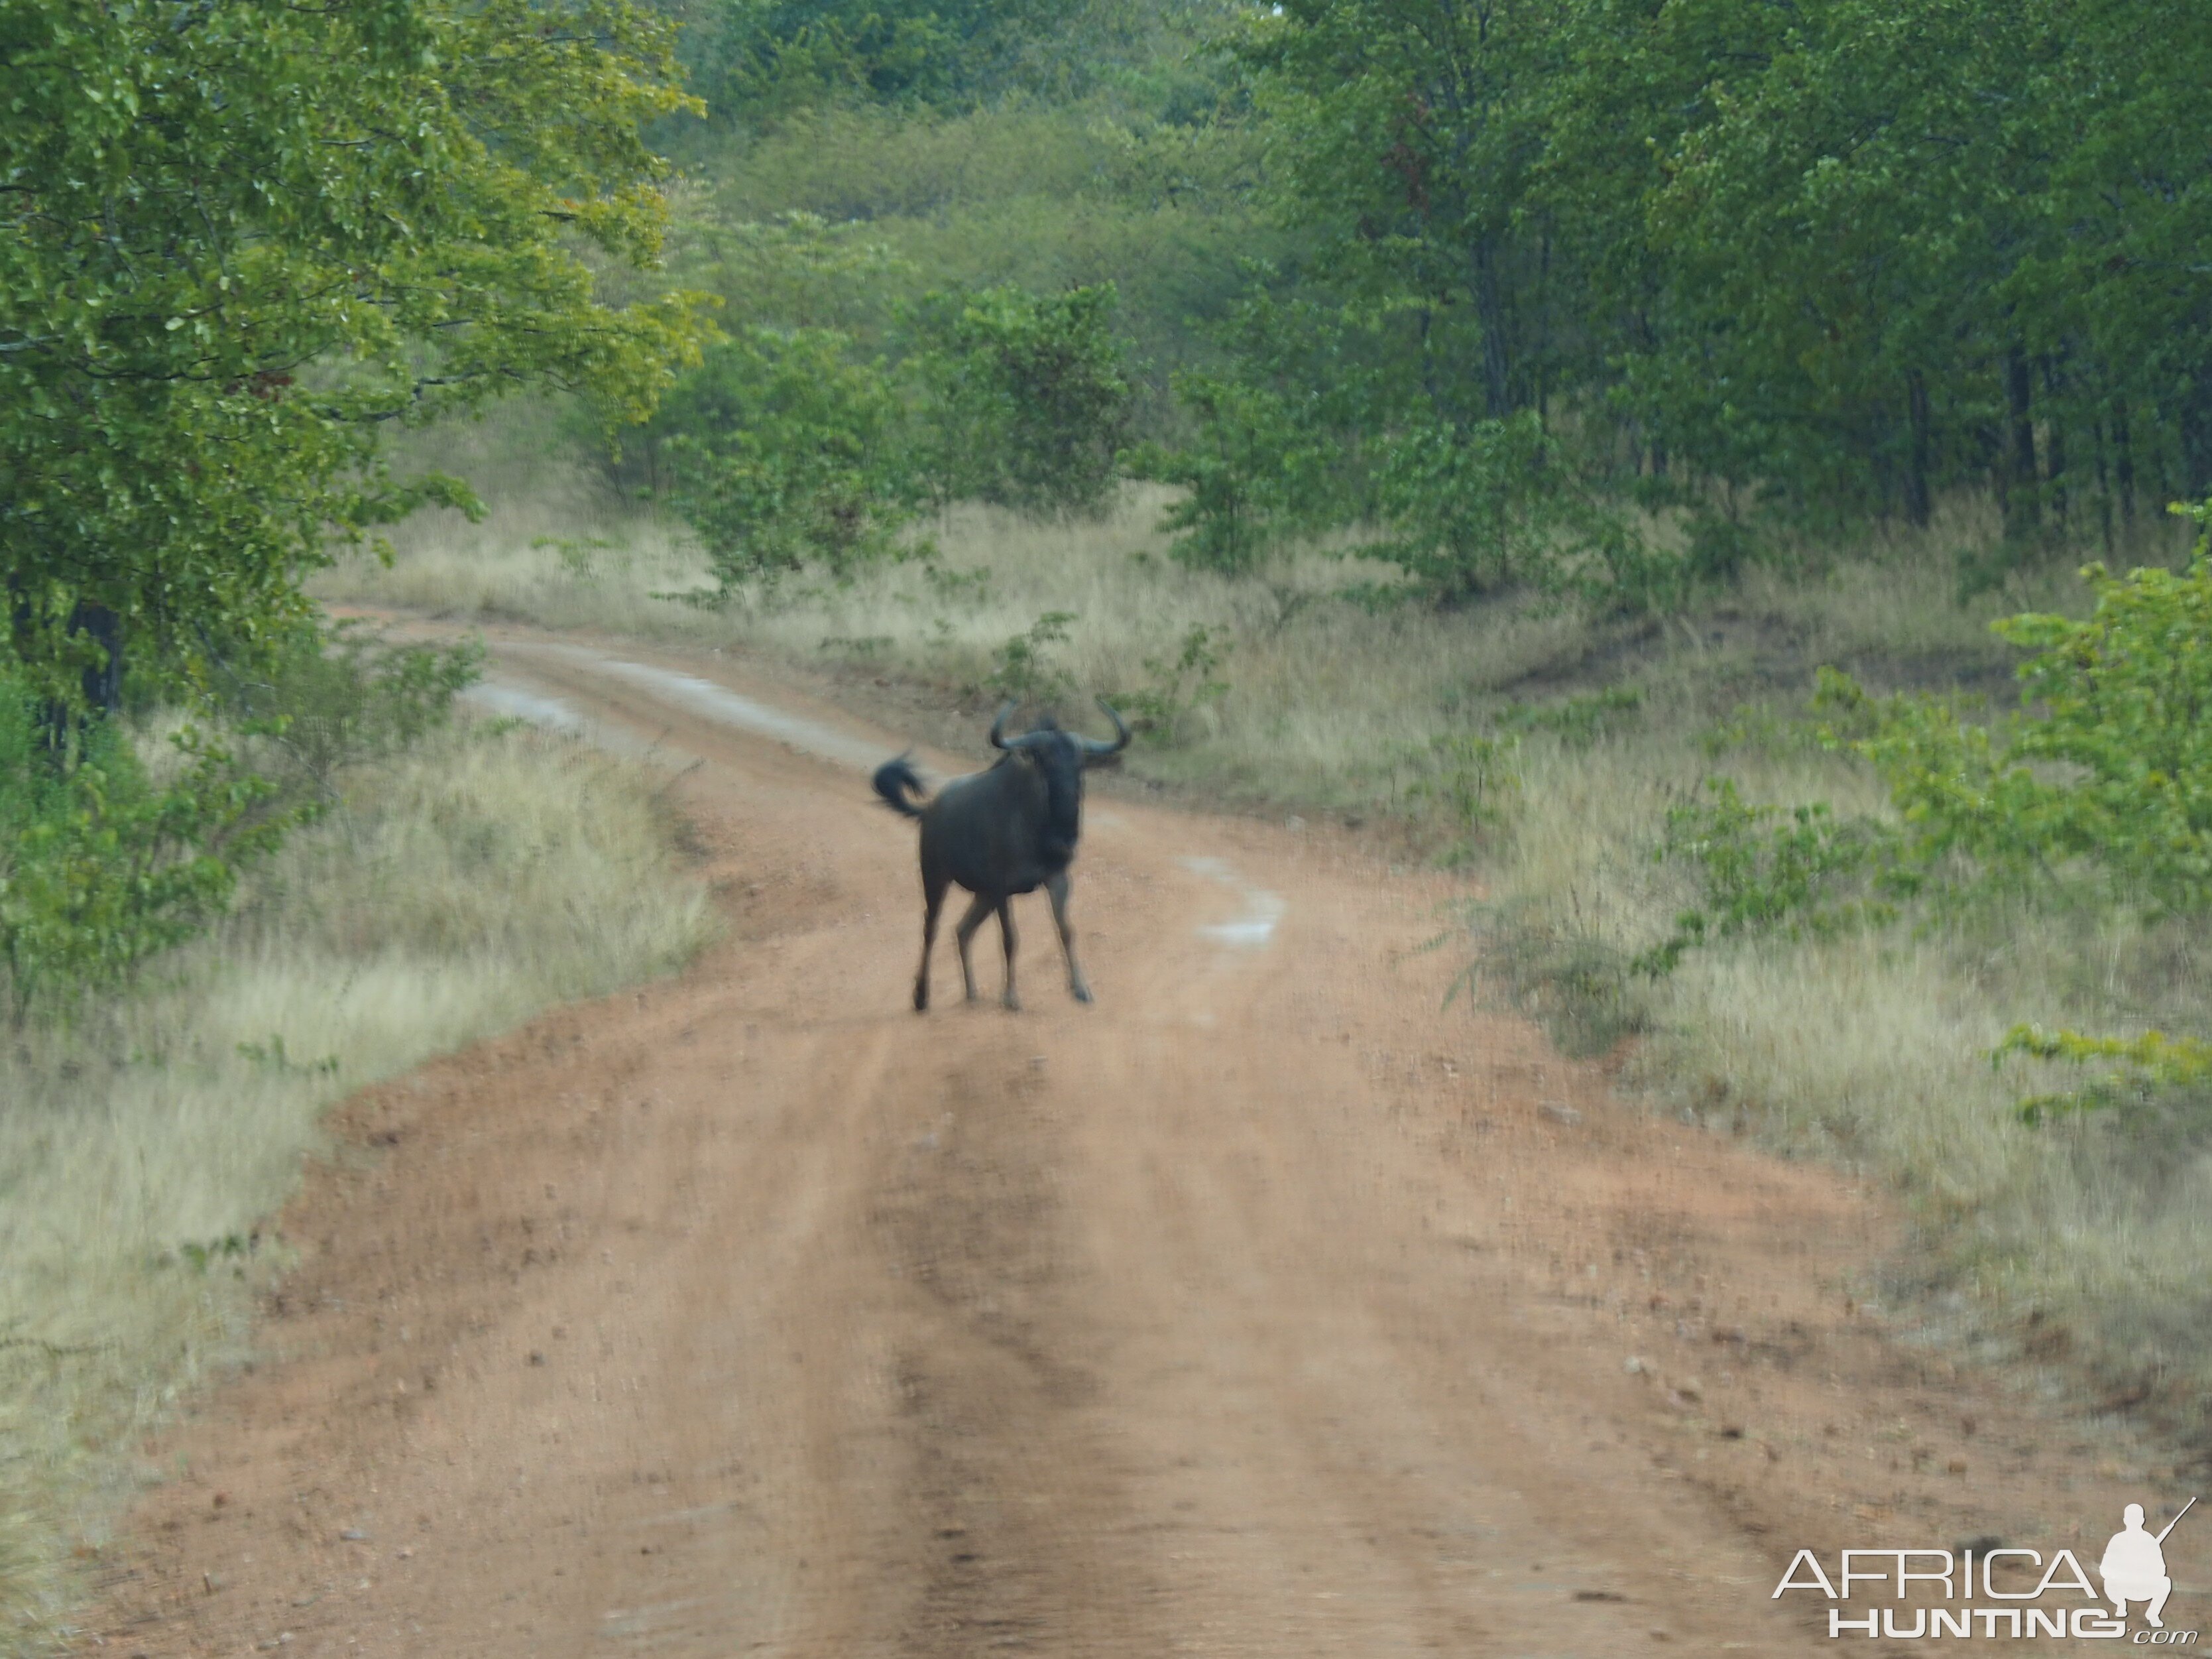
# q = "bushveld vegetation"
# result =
<box><xmin>0</xmin><ymin>636</ymin><xmax>710</xmax><ymax>1650</ymax></box>
<box><xmin>337</xmin><ymin>0</ymin><xmax>2212</xmax><ymax>1460</ymax></box>
<box><xmin>13</xmin><ymin>0</ymin><xmax>2212</xmax><ymax>1640</ymax></box>
<box><xmin>3</xmin><ymin>0</ymin><xmax>717</xmax><ymax>1646</ymax></box>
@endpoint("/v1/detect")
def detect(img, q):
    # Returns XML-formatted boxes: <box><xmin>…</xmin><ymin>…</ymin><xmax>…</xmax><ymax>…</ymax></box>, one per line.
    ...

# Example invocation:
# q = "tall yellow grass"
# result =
<box><xmin>1</xmin><ymin>727</ymin><xmax>711</xmax><ymax>1655</ymax></box>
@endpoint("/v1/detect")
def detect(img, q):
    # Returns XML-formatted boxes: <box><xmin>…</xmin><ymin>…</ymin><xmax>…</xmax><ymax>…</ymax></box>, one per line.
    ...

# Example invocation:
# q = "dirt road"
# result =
<box><xmin>86</xmin><ymin>631</ymin><xmax>2179</xmax><ymax>1656</ymax></box>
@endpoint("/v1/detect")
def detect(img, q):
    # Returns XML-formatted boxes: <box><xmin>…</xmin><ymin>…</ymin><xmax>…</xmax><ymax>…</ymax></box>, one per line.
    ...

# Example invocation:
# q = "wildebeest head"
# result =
<box><xmin>988</xmin><ymin>698</ymin><xmax>1131</xmax><ymax>861</ymax></box>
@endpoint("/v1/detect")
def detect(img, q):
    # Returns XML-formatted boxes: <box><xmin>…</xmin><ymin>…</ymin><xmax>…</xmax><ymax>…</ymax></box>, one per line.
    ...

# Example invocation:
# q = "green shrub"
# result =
<box><xmin>1135</xmin><ymin>373</ymin><xmax>1332</xmax><ymax>574</ymax></box>
<box><xmin>1453</xmin><ymin>896</ymin><xmax>1648</xmax><ymax>1059</ymax></box>
<box><xmin>0</xmin><ymin>676</ymin><xmax>284</xmax><ymax>1018</ymax></box>
<box><xmin>1394</xmin><ymin>731</ymin><xmax>1520</xmax><ymax>866</ymax></box>
<box><xmin>1114</xmin><ymin>623</ymin><xmax>1231</xmax><ymax>743</ymax></box>
<box><xmin>664</xmin><ymin>327</ymin><xmax>923</xmax><ymax>592</ymax></box>
<box><xmin>982</xmin><ymin>610</ymin><xmax>1080</xmax><ymax>707</ymax></box>
<box><xmin>1993</xmin><ymin>1024</ymin><xmax>2212</xmax><ymax>1125</ymax></box>
<box><xmin>0</xmin><ymin>627</ymin><xmax>484</xmax><ymax>1019</ymax></box>
<box><xmin>1635</xmin><ymin>778</ymin><xmax>1900</xmax><ymax>977</ymax></box>
<box><xmin>234</xmin><ymin>625</ymin><xmax>485</xmax><ymax>801</ymax></box>
<box><xmin>1141</xmin><ymin>381</ymin><xmax>1675</xmax><ymax>609</ymax></box>
<box><xmin>907</xmin><ymin>283</ymin><xmax>1133</xmax><ymax>517</ymax></box>
<box><xmin>1490</xmin><ymin>687</ymin><xmax>1643</xmax><ymax>750</ymax></box>
<box><xmin>1641</xmin><ymin>510</ymin><xmax>2212</xmax><ymax>1130</ymax></box>
<box><xmin>1828</xmin><ymin>508</ymin><xmax>2212</xmax><ymax>914</ymax></box>
<box><xmin>1365</xmin><ymin>414</ymin><xmax>1562</xmax><ymax>603</ymax></box>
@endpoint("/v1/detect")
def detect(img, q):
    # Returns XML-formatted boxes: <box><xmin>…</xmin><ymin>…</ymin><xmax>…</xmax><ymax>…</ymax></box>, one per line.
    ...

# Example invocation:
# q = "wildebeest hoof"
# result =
<box><xmin>1072</xmin><ymin>984</ymin><xmax>1094</xmax><ymax>1003</ymax></box>
<box><xmin>1002</xmin><ymin>993</ymin><xmax>1023</xmax><ymax>1012</ymax></box>
<box><xmin>913</xmin><ymin>986</ymin><xmax>929</xmax><ymax>1012</ymax></box>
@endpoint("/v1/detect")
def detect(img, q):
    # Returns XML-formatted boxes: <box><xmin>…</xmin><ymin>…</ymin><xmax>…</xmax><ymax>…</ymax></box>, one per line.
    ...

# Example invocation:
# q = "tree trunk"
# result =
<box><xmin>2182</xmin><ymin>368</ymin><xmax>2212</xmax><ymax>497</ymax></box>
<box><xmin>32</xmin><ymin>603</ymin><xmax>124</xmax><ymax>763</ymax></box>
<box><xmin>1470</xmin><ymin>237</ymin><xmax>1511</xmax><ymax>420</ymax></box>
<box><xmin>1905</xmin><ymin>369</ymin><xmax>1933</xmax><ymax>527</ymax></box>
<box><xmin>2005</xmin><ymin>344</ymin><xmax>2038</xmax><ymax>533</ymax></box>
<box><xmin>2113</xmin><ymin>402</ymin><xmax>2135</xmax><ymax>524</ymax></box>
<box><xmin>2093</xmin><ymin>418</ymin><xmax>2114</xmax><ymax>555</ymax></box>
<box><xmin>74</xmin><ymin>603</ymin><xmax>123</xmax><ymax>716</ymax></box>
<box><xmin>2040</xmin><ymin>355</ymin><xmax>2067</xmax><ymax>522</ymax></box>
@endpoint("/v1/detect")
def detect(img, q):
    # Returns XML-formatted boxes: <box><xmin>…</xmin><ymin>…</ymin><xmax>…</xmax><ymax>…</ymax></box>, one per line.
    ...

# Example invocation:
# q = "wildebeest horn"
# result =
<box><xmin>988</xmin><ymin>701</ymin><xmax>1018</xmax><ymax>749</ymax></box>
<box><xmin>1082</xmin><ymin>698</ymin><xmax>1132</xmax><ymax>757</ymax></box>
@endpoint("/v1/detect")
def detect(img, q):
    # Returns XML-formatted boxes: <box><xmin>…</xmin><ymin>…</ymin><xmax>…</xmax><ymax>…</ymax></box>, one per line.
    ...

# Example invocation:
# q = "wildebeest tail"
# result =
<box><xmin>872</xmin><ymin>753</ymin><xmax>929</xmax><ymax>818</ymax></box>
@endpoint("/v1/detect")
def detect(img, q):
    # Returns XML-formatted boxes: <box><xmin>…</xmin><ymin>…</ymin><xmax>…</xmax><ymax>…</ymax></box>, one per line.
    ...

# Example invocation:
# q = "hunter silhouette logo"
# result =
<box><xmin>1773</xmin><ymin>1495</ymin><xmax>2199</xmax><ymax>1640</ymax></box>
<box><xmin>2104</xmin><ymin>1499</ymin><xmax>2194</xmax><ymax>1630</ymax></box>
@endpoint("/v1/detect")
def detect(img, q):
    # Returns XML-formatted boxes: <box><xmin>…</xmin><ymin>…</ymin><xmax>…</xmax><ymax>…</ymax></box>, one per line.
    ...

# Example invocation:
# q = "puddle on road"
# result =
<box><xmin>1181</xmin><ymin>856</ymin><xmax>1285</xmax><ymax>948</ymax></box>
<box><xmin>475</xmin><ymin>648</ymin><xmax>1289</xmax><ymax>957</ymax></box>
<box><xmin>462</xmin><ymin>679</ymin><xmax>659</xmax><ymax>760</ymax></box>
<box><xmin>505</xmin><ymin>645</ymin><xmax>889</xmax><ymax>770</ymax></box>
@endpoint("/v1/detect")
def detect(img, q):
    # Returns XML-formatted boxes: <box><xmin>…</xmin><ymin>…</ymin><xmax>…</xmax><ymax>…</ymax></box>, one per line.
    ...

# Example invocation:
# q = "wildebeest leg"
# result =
<box><xmin>995</xmin><ymin>898</ymin><xmax>1021</xmax><ymax>1011</ymax></box>
<box><xmin>1045</xmin><ymin>870</ymin><xmax>1091</xmax><ymax>1003</ymax></box>
<box><xmin>953</xmin><ymin>892</ymin><xmax>994</xmax><ymax>1003</ymax></box>
<box><xmin>915</xmin><ymin>869</ymin><xmax>949</xmax><ymax>1011</ymax></box>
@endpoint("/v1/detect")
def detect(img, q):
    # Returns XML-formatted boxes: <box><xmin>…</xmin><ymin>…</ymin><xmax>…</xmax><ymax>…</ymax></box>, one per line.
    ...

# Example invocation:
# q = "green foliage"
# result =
<box><xmin>1115</xmin><ymin>624</ymin><xmax>1232</xmax><ymax>743</ymax></box>
<box><xmin>235</xmin><ymin>1035</ymin><xmax>341</xmax><ymax>1077</ymax></box>
<box><xmin>983</xmin><ymin>611</ymin><xmax>1080</xmax><ymax>707</ymax></box>
<box><xmin>1700</xmin><ymin>697</ymin><xmax>1839</xmax><ymax>763</ymax></box>
<box><xmin>1395</xmin><ymin>732</ymin><xmax>1520</xmax><ymax>865</ymax></box>
<box><xmin>1635</xmin><ymin>779</ymin><xmax>1898</xmax><ymax>977</ymax></box>
<box><xmin>172</xmin><ymin>1233</ymin><xmax>260</xmax><ymax>1276</ymax></box>
<box><xmin>1453</xmin><ymin>897</ymin><xmax>1647</xmax><ymax>1059</ymax></box>
<box><xmin>3</xmin><ymin>0</ymin><xmax>710</xmax><ymax>710</ymax></box>
<box><xmin>1135</xmin><ymin>373</ymin><xmax>1332</xmax><ymax>573</ymax></box>
<box><xmin>1138</xmin><ymin>300</ymin><xmax>1669</xmax><ymax>606</ymax></box>
<box><xmin>533</xmin><ymin>536</ymin><xmax>626</xmax><ymax>583</ymax></box>
<box><xmin>660</xmin><ymin>0</ymin><xmax>2212</xmax><ymax>599</ymax></box>
<box><xmin>677</xmin><ymin>0</ymin><xmax>1103</xmax><ymax>126</ymax></box>
<box><xmin>0</xmin><ymin>625</ymin><xmax>483</xmax><ymax>1018</ymax></box>
<box><xmin>0</xmin><ymin>674</ymin><xmax>290</xmax><ymax>1018</ymax></box>
<box><xmin>1364</xmin><ymin>414</ymin><xmax>1563</xmax><ymax>603</ymax></box>
<box><xmin>1830</xmin><ymin>511</ymin><xmax>2212</xmax><ymax>913</ymax></box>
<box><xmin>907</xmin><ymin>283</ymin><xmax>1134</xmax><ymax>516</ymax></box>
<box><xmin>237</xmin><ymin>628</ymin><xmax>487</xmax><ymax>802</ymax></box>
<box><xmin>1642</xmin><ymin>533</ymin><xmax>2212</xmax><ymax>1112</ymax></box>
<box><xmin>662</xmin><ymin>209</ymin><xmax>912</xmax><ymax>339</ymax></box>
<box><xmin>651</xmin><ymin>278</ymin><xmax>1132</xmax><ymax>573</ymax></box>
<box><xmin>673</xmin><ymin>95</ymin><xmax>1271</xmax><ymax>379</ymax></box>
<box><xmin>1993</xmin><ymin>1024</ymin><xmax>2212</xmax><ymax>1126</ymax></box>
<box><xmin>664</xmin><ymin>328</ymin><xmax>925</xmax><ymax>591</ymax></box>
<box><xmin>1152</xmin><ymin>0</ymin><xmax>2212</xmax><ymax>600</ymax></box>
<box><xmin>1490</xmin><ymin>688</ymin><xmax>1641</xmax><ymax>750</ymax></box>
<box><xmin>920</xmin><ymin>562</ymin><xmax>994</xmax><ymax>605</ymax></box>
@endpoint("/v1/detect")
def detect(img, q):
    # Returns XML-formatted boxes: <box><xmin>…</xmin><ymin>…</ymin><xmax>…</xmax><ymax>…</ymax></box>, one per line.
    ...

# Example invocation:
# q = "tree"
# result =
<box><xmin>908</xmin><ymin>283</ymin><xmax>1132</xmax><ymax>516</ymax></box>
<box><xmin>1</xmin><ymin>0</ymin><xmax>713</xmax><ymax>717</ymax></box>
<box><xmin>663</xmin><ymin>326</ymin><xmax>921</xmax><ymax>589</ymax></box>
<box><xmin>671</xmin><ymin>0</ymin><xmax>1099</xmax><ymax>126</ymax></box>
<box><xmin>1156</xmin><ymin>0</ymin><xmax>2212</xmax><ymax>593</ymax></box>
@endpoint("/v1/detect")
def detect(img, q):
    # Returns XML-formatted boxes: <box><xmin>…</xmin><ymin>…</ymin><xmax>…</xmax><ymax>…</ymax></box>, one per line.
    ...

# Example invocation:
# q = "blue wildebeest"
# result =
<box><xmin>872</xmin><ymin>699</ymin><xmax>1130</xmax><ymax>1011</ymax></box>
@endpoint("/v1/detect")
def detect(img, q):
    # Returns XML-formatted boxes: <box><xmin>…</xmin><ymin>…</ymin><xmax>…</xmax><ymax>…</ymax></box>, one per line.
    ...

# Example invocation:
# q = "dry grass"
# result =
<box><xmin>0</xmin><ymin>726</ymin><xmax>712</xmax><ymax>1656</ymax></box>
<box><xmin>1489</xmin><ymin>673</ymin><xmax>2212</xmax><ymax>1437</ymax></box>
<box><xmin>325</xmin><ymin>473</ymin><xmax>1600</xmax><ymax>806</ymax></box>
<box><xmin>320</xmin><ymin>448</ymin><xmax>2212</xmax><ymax>1440</ymax></box>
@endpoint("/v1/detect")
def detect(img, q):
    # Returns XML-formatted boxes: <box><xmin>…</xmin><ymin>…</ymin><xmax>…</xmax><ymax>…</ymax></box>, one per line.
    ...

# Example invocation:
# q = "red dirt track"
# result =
<box><xmin>84</xmin><ymin>630</ymin><xmax>2176</xmax><ymax>1656</ymax></box>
